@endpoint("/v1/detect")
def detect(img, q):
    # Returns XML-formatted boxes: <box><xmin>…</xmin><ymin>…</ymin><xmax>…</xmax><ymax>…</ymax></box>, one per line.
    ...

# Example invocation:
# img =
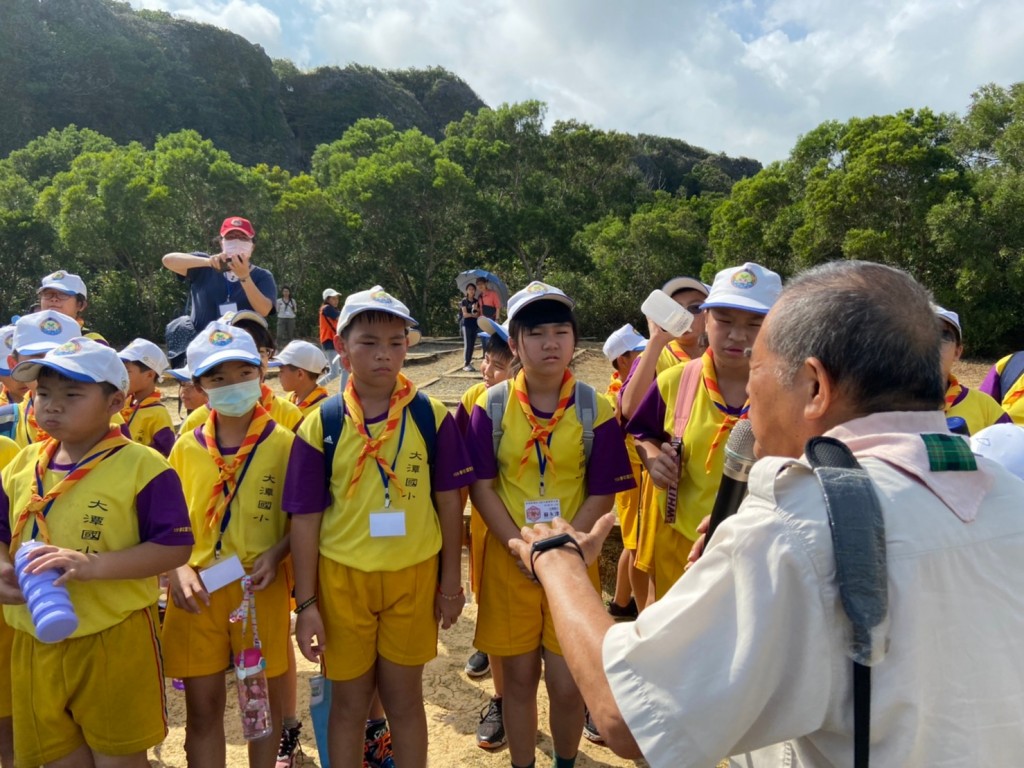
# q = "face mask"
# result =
<box><xmin>222</xmin><ymin>239</ymin><xmax>253</xmax><ymax>258</ymax></box>
<box><xmin>205</xmin><ymin>378</ymin><xmax>262</xmax><ymax>417</ymax></box>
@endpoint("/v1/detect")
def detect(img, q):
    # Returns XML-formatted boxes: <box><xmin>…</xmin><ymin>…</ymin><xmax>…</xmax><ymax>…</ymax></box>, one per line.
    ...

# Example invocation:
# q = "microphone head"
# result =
<box><xmin>722</xmin><ymin>420</ymin><xmax>756</xmax><ymax>480</ymax></box>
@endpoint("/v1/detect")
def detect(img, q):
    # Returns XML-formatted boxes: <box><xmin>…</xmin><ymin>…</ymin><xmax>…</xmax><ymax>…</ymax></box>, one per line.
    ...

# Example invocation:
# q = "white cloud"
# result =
<box><xmin>127</xmin><ymin>0</ymin><xmax>1024</xmax><ymax>162</ymax></box>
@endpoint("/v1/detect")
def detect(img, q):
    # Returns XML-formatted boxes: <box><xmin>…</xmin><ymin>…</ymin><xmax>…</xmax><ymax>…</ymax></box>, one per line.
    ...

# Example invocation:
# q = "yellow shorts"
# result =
<box><xmin>616</xmin><ymin>462</ymin><xmax>643</xmax><ymax>550</ymax></box>
<box><xmin>469</xmin><ymin>506</ymin><xmax>487</xmax><ymax>596</ymax></box>
<box><xmin>12</xmin><ymin>607</ymin><xmax>166</xmax><ymax>766</ymax></box>
<box><xmin>319</xmin><ymin>555</ymin><xmax>439</xmax><ymax>681</ymax></box>
<box><xmin>162</xmin><ymin>564</ymin><xmax>290</xmax><ymax>679</ymax></box>
<box><xmin>652</xmin><ymin>523</ymin><xmax>696</xmax><ymax>601</ymax></box>
<box><xmin>0</xmin><ymin>609</ymin><xmax>13</xmax><ymax>719</ymax></box>
<box><xmin>475</xmin><ymin>531</ymin><xmax>599</xmax><ymax>657</ymax></box>
<box><xmin>634</xmin><ymin>472</ymin><xmax>661</xmax><ymax>574</ymax></box>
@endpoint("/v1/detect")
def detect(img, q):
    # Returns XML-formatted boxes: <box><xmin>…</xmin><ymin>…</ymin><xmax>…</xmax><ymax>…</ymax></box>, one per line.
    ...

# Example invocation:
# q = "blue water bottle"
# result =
<box><xmin>14</xmin><ymin>540</ymin><xmax>79</xmax><ymax>643</ymax></box>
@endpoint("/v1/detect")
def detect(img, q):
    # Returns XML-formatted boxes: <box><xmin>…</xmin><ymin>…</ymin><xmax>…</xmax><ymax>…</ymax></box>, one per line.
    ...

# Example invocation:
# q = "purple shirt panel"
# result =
<box><xmin>978</xmin><ymin>366</ymin><xmax>1000</xmax><ymax>399</ymax></box>
<box><xmin>152</xmin><ymin>427</ymin><xmax>175</xmax><ymax>458</ymax></box>
<box><xmin>454</xmin><ymin>402</ymin><xmax>472</xmax><ymax>435</ymax></box>
<box><xmin>136</xmin><ymin>469</ymin><xmax>195</xmax><ymax>546</ymax></box>
<box><xmin>625</xmin><ymin>380</ymin><xmax>669</xmax><ymax>444</ymax></box>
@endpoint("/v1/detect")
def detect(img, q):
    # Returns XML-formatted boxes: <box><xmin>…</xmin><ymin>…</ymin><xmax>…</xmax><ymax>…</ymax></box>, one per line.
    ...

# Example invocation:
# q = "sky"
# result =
<box><xmin>126</xmin><ymin>0</ymin><xmax>1024</xmax><ymax>163</ymax></box>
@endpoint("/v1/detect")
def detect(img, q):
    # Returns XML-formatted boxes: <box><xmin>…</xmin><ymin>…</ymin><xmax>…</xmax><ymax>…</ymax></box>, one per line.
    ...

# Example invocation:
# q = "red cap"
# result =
<box><xmin>219</xmin><ymin>216</ymin><xmax>255</xmax><ymax>238</ymax></box>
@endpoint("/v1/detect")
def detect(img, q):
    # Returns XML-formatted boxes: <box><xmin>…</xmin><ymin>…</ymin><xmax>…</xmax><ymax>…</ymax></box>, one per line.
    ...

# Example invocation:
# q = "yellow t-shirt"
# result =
<box><xmin>0</xmin><ymin>437</ymin><xmax>18</xmax><ymax>470</ymax></box>
<box><xmin>2</xmin><ymin>443</ymin><xmax>191</xmax><ymax>637</ymax></box>
<box><xmin>169</xmin><ymin>420</ymin><xmax>294</xmax><ymax>569</ymax></box>
<box><xmin>946</xmin><ymin>385</ymin><xmax>1007</xmax><ymax>436</ymax></box>
<box><xmin>992</xmin><ymin>354</ymin><xmax>1024</xmax><ymax>424</ymax></box>
<box><xmin>656</xmin><ymin>342</ymin><xmax>690</xmax><ymax>376</ymax></box>
<box><xmin>458</xmin><ymin>381</ymin><xmax>487</xmax><ymax>430</ymax></box>
<box><xmin>295</xmin><ymin>397</ymin><xmax>454</xmax><ymax>572</ymax></box>
<box><xmin>473</xmin><ymin>381</ymin><xmax>622</xmax><ymax>528</ymax></box>
<box><xmin>649</xmin><ymin>359</ymin><xmax>736</xmax><ymax>541</ymax></box>
<box><xmin>124</xmin><ymin>400</ymin><xmax>174</xmax><ymax>451</ymax></box>
<box><xmin>181</xmin><ymin>395</ymin><xmax>302</xmax><ymax>434</ymax></box>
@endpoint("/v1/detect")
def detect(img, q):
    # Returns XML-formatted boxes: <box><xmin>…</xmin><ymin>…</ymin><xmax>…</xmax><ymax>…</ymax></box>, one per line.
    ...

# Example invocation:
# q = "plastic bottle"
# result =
<box><xmin>235</xmin><ymin>647</ymin><xmax>273</xmax><ymax>741</ymax></box>
<box><xmin>641</xmin><ymin>289</ymin><xmax>695</xmax><ymax>338</ymax></box>
<box><xmin>14</xmin><ymin>540</ymin><xmax>78</xmax><ymax>643</ymax></box>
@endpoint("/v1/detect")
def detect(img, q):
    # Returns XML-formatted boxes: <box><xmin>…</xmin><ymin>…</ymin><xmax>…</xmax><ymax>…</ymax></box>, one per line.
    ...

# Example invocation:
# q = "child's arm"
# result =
<box><xmin>619</xmin><ymin>323</ymin><xmax>676</xmax><ymax>419</ymax></box>
<box><xmin>250</xmin><ymin>531</ymin><xmax>290</xmax><ymax>591</ymax></box>
<box><xmin>434</xmin><ymin>488</ymin><xmax>466</xmax><ymax>629</ymax></box>
<box><xmin>22</xmin><ymin>541</ymin><xmax>190</xmax><ymax>586</ymax></box>
<box><xmin>0</xmin><ymin>550</ymin><xmax>24</xmax><ymax>605</ymax></box>
<box><xmin>290</xmin><ymin>512</ymin><xmax>325</xmax><ymax>663</ymax></box>
<box><xmin>570</xmin><ymin>493</ymin><xmax>616</xmax><ymax>535</ymax></box>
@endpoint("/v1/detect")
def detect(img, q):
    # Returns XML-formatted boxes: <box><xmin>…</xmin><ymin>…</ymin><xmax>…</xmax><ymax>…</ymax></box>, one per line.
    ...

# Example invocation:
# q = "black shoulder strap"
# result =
<box><xmin>407</xmin><ymin>391</ymin><xmax>436</xmax><ymax>468</ymax></box>
<box><xmin>805</xmin><ymin>436</ymin><xmax>888</xmax><ymax>768</ymax></box>
<box><xmin>319</xmin><ymin>393</ymin><xmax>344</xmax><ymax>489</ymax></box>
<box><xmin>998</xmin><ymin>352</ymin><xmax>1024</xmax><ymax>400</ymax></box>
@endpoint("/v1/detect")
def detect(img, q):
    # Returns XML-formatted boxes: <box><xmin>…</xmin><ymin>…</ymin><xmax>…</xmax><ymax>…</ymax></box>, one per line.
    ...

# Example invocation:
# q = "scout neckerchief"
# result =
<box><xmin>259</xmin><ymin>383</ymin><xmax>275</xmax><ymax>412</ymax></box>
<box><xmin>291</xmin><ymin>386</ymin><xmax>329</xmax><ymax>412</ymax></box>
<box><xmin>202</xmin><ymin>405</ymin><xmax>271</xmax><ymax>549</ymax></box>
<box><xmin>667</xmin><ymin>340</ymin><xmax>690</xmax><ymax>363</ymax></box>
<box><xmin>24</xmin><ymin>396</ymin><xmax>50</xmax><ymax>444</ymax></box>
<box><xmin>120</xmin><ymin>391</ymin><xmax>163</xmax><ymax>427</ymax></box>
<box><xmin>606</xmin><ymin>371</ymin><xmax>622</xmax><ymax>398</ymax></box>
<box><xmin>512</xmin><ymin>368</ymin><xmax>575</xmax><ymax>494</ymax></box>
<box><xmin>1003</xmin><ymin>375</ymin><xmax>1024</xmax><ymax>408</ymax></box>
<box><xmin>9</xmin><ymin>427</ymin><xmax>131</xmax><ymax>554</ymax></box>
<box><xmin>702</xmin><ymin>351</ymin><xmax>749</xmax><ymax>473</ymax></box>
<box><xmin>0</xmin><ymin>386</ymin><xmax>10</xmax><ymax>407</ymax></box>
<box><xmin>944</xmin><ymin>375</ymin><xmax>965</xmax><ymax>412</ymax></box>
<box><xmin>342</xmin><ymin>373</ymin><xmax>416</xmax><ymax>500</ymax></box>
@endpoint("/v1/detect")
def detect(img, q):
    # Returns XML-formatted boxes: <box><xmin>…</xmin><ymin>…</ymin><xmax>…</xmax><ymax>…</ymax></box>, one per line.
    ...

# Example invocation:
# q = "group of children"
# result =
<box><xmin>0</xmin><ymin>253</ymin><xmax>1020</xmax><ymax>768</ymax></box>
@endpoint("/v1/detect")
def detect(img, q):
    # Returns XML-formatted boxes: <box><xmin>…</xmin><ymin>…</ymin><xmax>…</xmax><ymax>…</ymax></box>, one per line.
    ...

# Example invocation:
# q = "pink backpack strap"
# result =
<box><xmin>671</xmin><ymin>358</ymin><xmax>703</xmax><ymax>441</ymax></box>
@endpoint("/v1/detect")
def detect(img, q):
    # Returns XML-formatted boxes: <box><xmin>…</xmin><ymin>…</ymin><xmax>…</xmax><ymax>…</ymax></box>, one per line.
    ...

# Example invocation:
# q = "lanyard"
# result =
<box><xmin>215</xmin><ymin>442</ymin><xmax>260</xmax><ymax>558</ymax></box>
<box><xmin>374</xmin><ymin>410</ymin><xmax>407</xmax><ymax>508</ymax></box>
<box><xmin>534</xmin><ymin>433</ymin><xmax>554</xmax><ymax>497</ymax></box>
<box><xmin>31</xmin><ymin>444</ymin><xmax>123</xmax><ymax>539</ymax></box>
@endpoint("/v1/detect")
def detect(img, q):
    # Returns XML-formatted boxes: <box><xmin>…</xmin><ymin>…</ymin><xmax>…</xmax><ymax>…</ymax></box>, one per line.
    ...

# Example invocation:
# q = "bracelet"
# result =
<box><xmin>239</xmin><ymin>276</ymin><xmax>250</xmax><ymax>283</ymax></box>
<box><xmin>294</xmin><ymin>595</ymin><xmax>318</xmax><ymax>615</ymax></box>
<box><xmin>437</xmin><ymin>586</ymin><xmax>465</xmax><ymax>601</ymax></box>
<box><xmin>529</xmin><ymin>532</ymin><xmax>585</xmax><ymax>582</ymax></box>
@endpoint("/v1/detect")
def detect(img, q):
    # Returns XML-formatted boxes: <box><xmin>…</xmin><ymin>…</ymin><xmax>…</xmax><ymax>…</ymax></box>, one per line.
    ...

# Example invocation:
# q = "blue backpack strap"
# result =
<box><xmin>319</xmin><ymin>394</ymin><xmax>344</xmax><ymax>488</ymax></box>
<box><xmin>0</xmin><ymin>404</ymin><xmax>18</xmax><ymax>442</ymax></box>
<box><xmin>998</xmin><ymin>352</ymin><xmax>1024</xmax><ymax>401</ymax></box>
<box><xmin>408</xmin><ymin>391</ymin><xmax>436</xmax><ymax>467</ymax></box>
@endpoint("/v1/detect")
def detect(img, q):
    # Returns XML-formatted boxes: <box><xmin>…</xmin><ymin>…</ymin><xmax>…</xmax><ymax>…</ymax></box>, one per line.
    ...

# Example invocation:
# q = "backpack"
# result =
<box><xmin>318</xmin><ymin>391</ymin><xmax>437</xmax><ymax>489</ymax></box>
<box><xmin>997</xmin><ymin>352</ymin><xmax>1024</xmax><ymax>401</ymax></box>
<box><xmin>485</xmin><ymin>380</ymin><xmax>598</xmax><ymax>465</ymax></box>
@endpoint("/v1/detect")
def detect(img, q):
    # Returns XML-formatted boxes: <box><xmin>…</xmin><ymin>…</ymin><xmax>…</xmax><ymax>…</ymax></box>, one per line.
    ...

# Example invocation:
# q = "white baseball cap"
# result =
<box><xmin>603</xmin><ymin>323</ymin><xmax>648</xmax><ymax>362</ymax></box>
<box><xmin>271</xmin><ymin>340</ymin><xmax>329</xmax><ymax>375</ymax></box>
<box><xmin>702</xmin><ymin>262</ymin><xmax>782</xmax><ymax>316</ymax></box>
<box><xmin>167</xmin><ymin>366</ymin><xmax>192</xmax><ymax>382</ymax></box>
<box><xmin>187</xmin><ymin>321</ymin><xmax>262</xmax><ymax>377</ymax></box>
<box><xmin>38</xmin><ymin>270</ymin><xmax>88</xmax><ymax>298</ymax></box>
<box><xmin>119</xmin><ymin>338</ymin><xmax>170</xmax><ymax>379</ymax></box>
<box><xmin>970</xmin><ymin>423</ymin><xmax>1024</xmax><ymax>482</ymax></box>
<box><xmin>13</xmin><ymin>337</ymin><xmax>130</xmax><ymax>393</ymax></box>
<box><xmin>12</xmin><ymin>310</ymin><xmax>81</xmax><ymax>355</ymax></box>
<box><xmin>933</xmin><ymin>305</ymin><xmax>962</xmax><ymax>342</ymax></box>
<box><xmin>477</xmin><ymin>317</ymin><xmax>510</xmax><ymax>343</ymax></box>
<box><xmin>0</xmin><ymin>325</ymin><xmax>15</xmax><ymax>375</ymax></box>
<box><xmin>337</xmin><ymin>285</ymin><xmax>418</xmax><ymax>337</ymax></box>
<box><xmin>322</xmin><ymin>288</ymin><xmax>341</xmax><ymax>300</ymax></box>
<box><xmin>220</xmin><ymin>309</ymin><xmax>269</xmax><ymax>330</ymax></box>
<box><xmin>506</xmin><ymin>281</ymin><xmax>574</xmax><ymax>322</ymax></box>
<box><xmin>661</xmin><ymin>277</ymin><xmax>710</xmax><ymax>299</ymax></box>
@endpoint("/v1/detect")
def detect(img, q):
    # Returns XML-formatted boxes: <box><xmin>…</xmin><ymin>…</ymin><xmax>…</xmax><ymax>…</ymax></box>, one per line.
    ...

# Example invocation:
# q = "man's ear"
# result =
<box><xmin>803</xmin><ymin>356</ymin><xmax>835</xmax><ymax>422</ymax></box>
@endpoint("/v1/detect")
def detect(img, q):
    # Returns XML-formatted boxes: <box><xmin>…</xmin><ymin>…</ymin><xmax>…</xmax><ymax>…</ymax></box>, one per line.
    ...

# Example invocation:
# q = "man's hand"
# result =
<box><xmin>509</xmin><ymin>514</ymin><xmax>616</xmax><ymax>575</ymax></box>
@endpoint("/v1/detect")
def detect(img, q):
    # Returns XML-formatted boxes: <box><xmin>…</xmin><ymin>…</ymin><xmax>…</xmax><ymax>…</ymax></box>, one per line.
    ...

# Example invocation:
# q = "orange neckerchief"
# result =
<box><xmin>24</xmin><ymin>397</ymin><xmax>50</xmax><ymax>444</ymax></box>
<box><xmin>259</xmin><ymin>383</ymin><xmax>275</xmax><ymax>411</ymax></box>
<box><xmin>606</xmin><ymin>371</ymin><xmax>622</xmax><ymax>398</ymax></box>
<box><xmin>702</xmin><ymin>351</ymin><xmax>749</xmax><ymax>473</ymax></box>
<box><xmin>1005</xmin><ymin>377</ymin><xmax>1024</xmax><ymax>408</ymax></box>
<box><xmin>9</xmin><ymin>427</ymin><xmax>131</xmax><ymax>553</ymax></box>
<box><xmin>944</xmin><ymin>375</ymin><xmax>964</xmax><ymax>412</ymax></box>
<box><xmin>342</xmin><ymin>373</ymin><xmax>417</xmax><ymax>499</ymax></box>
<box><xmin>667</xmin><ymin>340</ymin><xmax>690</xmax><ymax>362</ymax></box>
<box><xmin>201</xmin><ymin>406</ymin><xmax>271</xmax><ymax>534</ymax></box>
<box><xmin>120</xmin><ymin>391</ymin><xmax>163</xmax><ymax>427</ymax></box>
<box><xmin>0</xmin><ymin>386</ymin><xmax>10</xmax><ymax>407</ymax></box>
<box><xmin>511</xmin><ymin>369</ymin><xmax>575</xmax><ymax>484</ymax></box>
<box><xmin>291</xmin><ymin>386</ymin><xmax>329</xmax><ymax>412</ymax></box>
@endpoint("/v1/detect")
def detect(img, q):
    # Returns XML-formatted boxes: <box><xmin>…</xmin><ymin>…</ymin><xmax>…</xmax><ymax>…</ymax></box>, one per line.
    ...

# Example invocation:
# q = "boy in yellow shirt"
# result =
<box><xmin>285</xmin><ymin>286</ymin><xmax>474</xmax><ymax>768</ymax></box>
<box><xmin>0</xmin><ymin>326</ymin><xmax>28</xmax><ymax>407</ymax></box>
<box><xmin>271</xmin><ymin>341</ymin><xmax>330</xmax><ymax>416</ymax></box>
<box><xmin>119</xmin><ymin>338</ymin><xmax>175</xmax><ymax>456</ymax></box>
<box><xmin>162</xmin><ymin>322</ymin><xmax>296</xmax><ymax>768</ymax></box>
<box><xmin>0</xmin><ymin>338</ymin><xmax>192</xmax><ymax>768</ymax></box>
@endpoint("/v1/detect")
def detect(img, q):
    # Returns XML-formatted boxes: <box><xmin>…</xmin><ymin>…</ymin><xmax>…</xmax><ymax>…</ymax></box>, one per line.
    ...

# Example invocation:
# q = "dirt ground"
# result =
<box><xmin>150</xmin><ymin>340</ymin><xmax>993</xmax><ymax>767</ymax></box>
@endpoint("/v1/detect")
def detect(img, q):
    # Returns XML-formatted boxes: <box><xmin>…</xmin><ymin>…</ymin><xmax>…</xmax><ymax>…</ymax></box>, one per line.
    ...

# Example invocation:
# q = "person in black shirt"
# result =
<box><xmin>460</xmin><ymin>284</ymin><xmax>481</xmax><ymax>371</ymax></box>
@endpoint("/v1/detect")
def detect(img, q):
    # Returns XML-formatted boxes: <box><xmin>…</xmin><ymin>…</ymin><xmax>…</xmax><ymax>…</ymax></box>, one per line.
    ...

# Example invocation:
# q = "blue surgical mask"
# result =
<box><xmin>206</xmin><ymin>378</ymin><xmax>262</xmax><ymax>417</ymax></box>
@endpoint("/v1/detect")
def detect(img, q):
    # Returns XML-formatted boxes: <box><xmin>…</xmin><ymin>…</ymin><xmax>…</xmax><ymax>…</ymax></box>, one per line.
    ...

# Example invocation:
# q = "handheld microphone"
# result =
<box><xmin>704</xmin><ymin>420</ymin><xmax>756</xmax><ymax>550</ymax></box>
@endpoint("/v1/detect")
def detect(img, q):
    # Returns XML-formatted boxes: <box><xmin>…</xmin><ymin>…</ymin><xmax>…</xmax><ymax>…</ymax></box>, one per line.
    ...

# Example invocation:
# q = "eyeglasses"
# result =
<box><xmin>258</xmin><ymin>347</ymin><xmax>276</xmax><ymax>359</ymax></box>
<box><xmin>39</xmin><ymin>291</ymin><xmax>74</xmax><ymax>302</ymax></box>
<box><xmin>940</xmin><ymin>329</ymin><xmax>958</xmax><ymax>344</ymax></box>
<box><xmin>685</xmin><ymin>304</ymin><xmax>705</xmax><ymax>316</ymax></box>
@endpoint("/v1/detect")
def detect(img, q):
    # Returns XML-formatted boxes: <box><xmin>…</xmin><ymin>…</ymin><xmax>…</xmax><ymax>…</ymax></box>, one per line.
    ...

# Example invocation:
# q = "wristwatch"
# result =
<box><xmin>529</xmin><ymin>532</ymin><xmax>585</xmax><ymax>581</ymax></box>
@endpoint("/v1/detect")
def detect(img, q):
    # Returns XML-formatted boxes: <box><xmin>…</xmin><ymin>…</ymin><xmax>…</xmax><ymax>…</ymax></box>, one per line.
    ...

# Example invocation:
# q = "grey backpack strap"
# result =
<box><xmin>574</xmin><ymin>381</ymin><xmax>597</xmax><ymax>465</ymax></box>
<box><xmin>805</xmin><ymin>436</ymin><xmax>888</xmax><ymax>768</ymax></box>
<box><xmin>486</xmin><ymin>381</ymin><xmax>510</xmax><ymax>458</ymax></box>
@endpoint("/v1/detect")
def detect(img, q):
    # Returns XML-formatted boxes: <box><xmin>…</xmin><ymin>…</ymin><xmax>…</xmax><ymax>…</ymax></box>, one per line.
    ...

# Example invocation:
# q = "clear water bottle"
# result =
<box><xmin>14</xmin><ymin>540</ymin><xmax>78</xmax><ymax>643</ymax></box>
<box><xmin>235</xmin><ymin>647</ymin><xmax>272</xmax><ymax>741</ymax></box>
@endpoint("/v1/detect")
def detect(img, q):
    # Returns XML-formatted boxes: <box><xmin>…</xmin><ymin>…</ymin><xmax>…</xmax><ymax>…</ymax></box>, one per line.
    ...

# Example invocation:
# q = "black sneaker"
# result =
<box><xmin>476</xmin><ymin>696</ymin><xmax>507</xmax><ymax>749</ymax></box>
<box><xmin>464</xmin><ymin>649</ymin><xmax>490</xmax><ymax>678</ymax></box>
<box><xmin>607</xmin><ymin>597</ymin><xmax>638</xmax><ymax>620</ymax></box>
<box><xmin>583</xmin><ymin>709</ymin><xmax>604</xmax><ymax>744</ymax></box>
<box><xmin>275</xmin><ymin>722</ymin><xmax>302</xmax><ymax>768</ymax></box>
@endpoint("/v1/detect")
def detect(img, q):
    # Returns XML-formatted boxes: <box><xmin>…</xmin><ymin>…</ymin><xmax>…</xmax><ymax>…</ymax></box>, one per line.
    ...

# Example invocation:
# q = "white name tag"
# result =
<box><xmin>524</xmin><ymin>499</ymin><xmax>561</xmax><ymax>525</ymax></box>
<box><xmin>200</xmin><ymin>554</ymin><xmax>245</xmax><ymax>592</ymax></box>
<box><xmin>369</xmin><ymin>510</ymin><xmax>407</xmax><ymax>538</ymax></box>
<box><xmin>218</xmin><ymin>301</ymin><xmax>239</xmax><ymax>315</ymax></box>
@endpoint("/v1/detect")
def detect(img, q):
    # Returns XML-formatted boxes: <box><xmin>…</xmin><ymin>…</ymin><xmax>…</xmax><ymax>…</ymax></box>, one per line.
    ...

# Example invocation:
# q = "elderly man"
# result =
<box><xmin>514</xmin><ymin>261</ymin><xmax>1024</xmax><ymax>767</ymax></box>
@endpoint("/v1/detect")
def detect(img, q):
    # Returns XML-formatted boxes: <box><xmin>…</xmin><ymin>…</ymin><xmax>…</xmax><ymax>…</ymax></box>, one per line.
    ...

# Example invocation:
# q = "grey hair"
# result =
<box><xmin>764</xmin><ymin>260</ymin><xmax>944</xmax><ymax>413</ymax></box>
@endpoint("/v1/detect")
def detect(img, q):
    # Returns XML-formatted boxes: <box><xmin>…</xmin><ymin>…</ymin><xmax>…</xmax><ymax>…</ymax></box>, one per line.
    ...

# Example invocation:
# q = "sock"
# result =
<box><xmin>553</xmin><ymin>755</ymin><xmax>577</xmax><ymax>768</ymax></box>
<box><xmin>511</xmin><ymin>762</ymin><xmax>535</xmax><ymax>768</ymax></box>
<box><xmin>283</xmin><ymin>716</ymin><xmax>300</xmax><ymax>730</ymax></box>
